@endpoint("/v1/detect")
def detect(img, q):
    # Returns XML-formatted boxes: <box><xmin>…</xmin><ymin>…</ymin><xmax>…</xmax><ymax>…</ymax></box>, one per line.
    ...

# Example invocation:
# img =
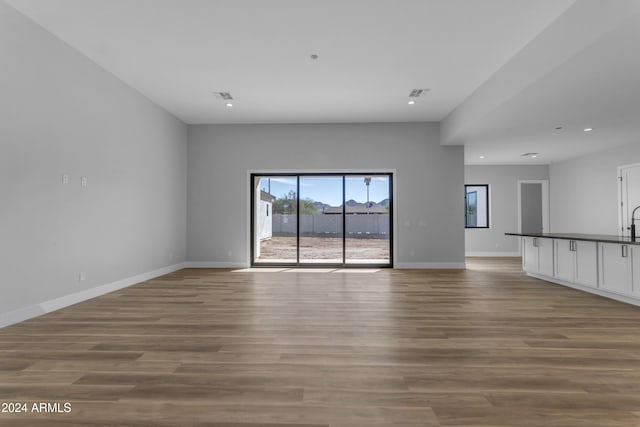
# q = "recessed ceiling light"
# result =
<box><xmin>408</xmin><ymin>100</ymin><xmax>416</xmax><ymax>105</ymax></box>
<box><xmin>531</xmin><ymin>154</ymin><xmax>538</xmax><ymax>158</ymax></box>
<box><xmin>479</xmin><ymin>155</ymin><xmax>485</xmax><ymax>159</ymax></box>
<box><xmin>310</xmin><ymin>54</ymin><xmax>319</xmax><ymax>60</ymax></box>
<box><xmin>555</xmin><ymin>126</ymin><xmax>563</xmax><ymax>130</ymax></box>
<box><xmin>226</xmin><ymin>103</ymin><xmax>233</xmax><ymax>107</ymax></box>
<box><xmin>521</xmin><ymin>152</ymin><xmax>539</xmax><ymax>158</ymax></box>
<box><xmin>584</xmin><ymin>127</ymin><xmax>593</xmax><ymax>132</ymax></box>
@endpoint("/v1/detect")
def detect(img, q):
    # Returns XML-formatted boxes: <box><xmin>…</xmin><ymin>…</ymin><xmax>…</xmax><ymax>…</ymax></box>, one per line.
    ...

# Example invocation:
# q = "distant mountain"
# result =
<box><xmin>313</xmin><ymin>201</ymin><xmax>332</xmax><ymax>212</ymax></box>
<box><xmin>343</xmin><ymin>199</ymin><xmax>389</xmax><ymax>208</ymax></box>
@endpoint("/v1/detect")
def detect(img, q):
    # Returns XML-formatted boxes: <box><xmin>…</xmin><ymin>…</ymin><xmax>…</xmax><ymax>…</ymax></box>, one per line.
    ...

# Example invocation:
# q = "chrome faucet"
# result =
<box><xmin>631</xmin><ymin>205</ymin><xmax>640</xmax><ymax>241</ymax></box>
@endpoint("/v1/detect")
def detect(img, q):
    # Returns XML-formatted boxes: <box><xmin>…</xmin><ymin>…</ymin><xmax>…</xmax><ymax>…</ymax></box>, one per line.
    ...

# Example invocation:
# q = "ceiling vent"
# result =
<box><xmin>409</xmin><ymin>89</ymin><xmax>429</xmax><ymax>97</ymax></box>
<box><xmin>213</xmin><ymin>92</ymin><xmax>233</xmax><ymax>100</ymax></box>
<box><xmin>521</xmin><ymin>152</ymin><xmax>539</xmax><ymax>157</ymax></box>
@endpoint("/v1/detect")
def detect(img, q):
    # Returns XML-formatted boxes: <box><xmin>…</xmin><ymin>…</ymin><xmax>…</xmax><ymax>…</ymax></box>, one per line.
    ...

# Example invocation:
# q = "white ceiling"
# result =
<box><xmin>444</xmin><ymin>1</ymin><xmax>640</xmax><ymax>165</ymax></box>
<box><xmin>6</xmin><ymin>0</ymin><xmax>640</xmax><ymax>165</ymax></box>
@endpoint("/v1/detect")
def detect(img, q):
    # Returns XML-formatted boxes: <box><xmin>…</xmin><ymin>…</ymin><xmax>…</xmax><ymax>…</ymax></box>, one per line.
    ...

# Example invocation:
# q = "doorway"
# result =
<box><xmin>251</xmin><ymin>173</ymin><xmax>393</xmax><ymax>267</ymax></box>
<box><xmin>517</xmin><ymin>180</ymin><xmax>549</xmax><ymax>234</ymax></box>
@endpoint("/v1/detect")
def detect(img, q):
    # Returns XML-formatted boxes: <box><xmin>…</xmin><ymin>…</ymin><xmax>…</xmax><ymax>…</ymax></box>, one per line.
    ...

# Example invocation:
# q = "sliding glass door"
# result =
<box><xmin>299</xmin><ymin>176</ymin><xmax>344</xmax><ymax>263</ymax></box>
<box><xmin>252</xmin><ymin>175</ymin><xmax>297</xmax><ymax>264</ymax></box>
<box><xmin>345</xmin><ymin>175</ymin><xmax>391</xmax><ymax>264</ymax></box>
<box><xmin>251</xmin><ymin>173</ymin><xmax>392</xmax><ymax>267</ymax></box>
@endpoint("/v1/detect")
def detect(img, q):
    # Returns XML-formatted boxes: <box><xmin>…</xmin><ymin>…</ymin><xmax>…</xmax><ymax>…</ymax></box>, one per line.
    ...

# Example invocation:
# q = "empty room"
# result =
<box><xmin>2</xmin><ymin>0</ymin><xmax>640</xmax><ymax>426</ymax></box>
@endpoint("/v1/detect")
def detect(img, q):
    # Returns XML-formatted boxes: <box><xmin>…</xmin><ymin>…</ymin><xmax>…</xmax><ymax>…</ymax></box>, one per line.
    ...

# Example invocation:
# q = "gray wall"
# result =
<box><xmin>550</xmin><ymin>141</ymin><xmax>640</xmax><ymax>235</ymax></box>
<box><xmin>188</xmin><ymin>123</ymin><xmax>465</xmax><ymax>267</ymax></box>
<box><xmin>465</xmin><ymin>165</ymin><xmax>549</xmax><ymax>255</ymax></box>
<box><xmin>0</xmin><ymin>3</ymin><xmax>187</xmax><ymax>318</ymax></box>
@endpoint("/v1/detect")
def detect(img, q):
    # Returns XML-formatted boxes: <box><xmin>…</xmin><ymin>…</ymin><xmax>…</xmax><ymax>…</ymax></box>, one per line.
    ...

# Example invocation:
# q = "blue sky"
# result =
<box><xmin>258</xmin><ymin>176</ymin><xmax>390</xmax><ymax>207</ymax></box>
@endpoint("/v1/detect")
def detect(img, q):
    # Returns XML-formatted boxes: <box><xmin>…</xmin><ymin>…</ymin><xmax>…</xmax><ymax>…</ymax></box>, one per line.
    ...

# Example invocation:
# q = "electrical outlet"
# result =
<box><xmin>81</xmin><ymin>177</ymin><xmax>87</xmax><ymax>187</ymax></box>
<box><xmin>79</xmin><ymin>272</ymin><xmax>86</xmax><ymax>281</ymax></box>
<box><xmin>62</xmin><ymin>174</ymin><xmax>69</xmax><ymax>184</ymax></box>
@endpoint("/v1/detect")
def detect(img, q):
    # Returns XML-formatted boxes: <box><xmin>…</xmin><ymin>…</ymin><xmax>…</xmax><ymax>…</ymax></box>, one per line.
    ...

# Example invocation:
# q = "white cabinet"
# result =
<box><xmin>522</xmin><ymin>237</ymin><xmax>553</xmax><ymax>276</ymax></box>
<box><xmin>598</xmin><ymin>242</ymin><xmax>640</xmax><ymax>297</ymax></box>
<box><xmin>522</xmin><ymin>237</ymin><xmax>538</xmax><ymax>272</ymax></box>
<box><xmin>554</xmin><ymin>239</ymin><xmax>598</xmax><ymax>288</ymax></box>
<box><xmin>599</xmin><ymin>242</ymin><xmax>632</xmax><ymax>295</ymax></box>
<box><xmin>511</xmin><ymin>233</ymin><xmax>640</xmax><ymax>306</ymax></box>
<box><xmin>575</xmin><ymin>241</ymin><xmax>598</xmax><ymax>287</ymax></box>
<box><xmin>554</xmin><ymin>239</ymin><xmax>574</xmax><ymax>282</ymax></box>
<box><xmin>538</xmin><ymin>238</ymin><xmax>554</xmax><ymax>276</ymax></box>
<box><xmin>631</xmin><ymin>247</ymin><xmax>640</xmax><ymax>298</ymax></box>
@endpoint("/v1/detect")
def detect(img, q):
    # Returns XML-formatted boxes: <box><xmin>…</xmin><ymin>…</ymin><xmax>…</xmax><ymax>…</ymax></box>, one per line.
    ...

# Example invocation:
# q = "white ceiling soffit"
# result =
<box><xmin>442</xmin><ymin>0</ymin><xmax>640</xmax><ymax>165</ymax></box>
<box><xmin>4</xmin><ymin>0</ymin><xmax>573</xmax><ymax>125</ymax></box>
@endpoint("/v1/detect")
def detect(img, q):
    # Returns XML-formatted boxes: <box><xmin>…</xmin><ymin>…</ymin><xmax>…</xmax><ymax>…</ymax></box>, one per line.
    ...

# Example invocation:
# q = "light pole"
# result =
<box><xmin>364</xmin><ymin>176</ymin><xmax>371</xmax><ymax>215</ymax></box>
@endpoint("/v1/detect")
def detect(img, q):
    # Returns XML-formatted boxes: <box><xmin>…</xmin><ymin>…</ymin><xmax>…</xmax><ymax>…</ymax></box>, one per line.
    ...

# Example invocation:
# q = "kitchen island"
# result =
<box><xmin>506</xmin><ymin>232</ymin><xmax>640</xmax><ymax>307</ymax></box>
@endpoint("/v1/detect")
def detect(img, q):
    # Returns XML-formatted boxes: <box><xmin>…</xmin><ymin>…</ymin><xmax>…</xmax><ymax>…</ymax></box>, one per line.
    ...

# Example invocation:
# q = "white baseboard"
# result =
<box><xmin>0</xmin><ymin>262</ymin><xmax>186</xmax><ymax>329</ymax></box>
<box><xmin>465</xmin><ymin>251</ymin><xmax>521</xmax><ymax>257</ymax></box>
<box><xmin>0</xmin><ymin>305</ymin><xmax>47</xmax><ymax>329</ymax></box>
<box><xmin>395</xmin><ymin>262</ymin><xmax>466</xmax><ymax>269</ymax></box>
<box><xmin>184</xmin><ymin>261</ymin><xmax>249</xmax><ymax>268</ymax></box>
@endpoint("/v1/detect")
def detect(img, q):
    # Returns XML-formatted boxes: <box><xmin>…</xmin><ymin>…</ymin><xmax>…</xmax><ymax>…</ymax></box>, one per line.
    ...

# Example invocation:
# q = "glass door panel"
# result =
<box><xmin>465</xmin><ymin>190</ymin><xmax>478</xmax><ymax>227</ymax></box>
<box><xmin>298</xmin><ymin>176</ymin><xmax>343</xmax><ymax>264</ymax></box>
<box><xmin>344</xmin><ymin>175</ymin><xmax>391</xmax><ymax>264</ymax></box>
<box><xmin>253</xmin><ymin>175</ymin><xmax>297</xmax><ymax>264</ymax></box>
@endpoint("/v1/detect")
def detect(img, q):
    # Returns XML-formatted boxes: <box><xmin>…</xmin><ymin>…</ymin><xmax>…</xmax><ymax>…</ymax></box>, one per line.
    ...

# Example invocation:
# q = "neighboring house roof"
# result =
<box><xmin>260</xmin><ymin>191</ymin><xmax>275</xmax><ymax>202</ymax></box>
<box><xmin>323</xmin><ymin>206</ymin><xmax>388</xmax><ymax>214</ymax></box>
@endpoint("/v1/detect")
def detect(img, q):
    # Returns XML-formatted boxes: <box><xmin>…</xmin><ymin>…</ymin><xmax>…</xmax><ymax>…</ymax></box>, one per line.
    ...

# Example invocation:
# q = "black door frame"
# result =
<box><xmin>250</xmin><ymin>172</ymin><xmax>393</xmax><ymax>268</ymax></box>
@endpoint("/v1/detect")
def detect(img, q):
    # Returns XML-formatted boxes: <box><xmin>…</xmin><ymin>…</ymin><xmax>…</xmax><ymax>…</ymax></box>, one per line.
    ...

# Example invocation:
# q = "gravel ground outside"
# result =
<box><xmin>257</xmin><ymin>235</ymin><xmax>390</xmax><ymax>262</ymax></box>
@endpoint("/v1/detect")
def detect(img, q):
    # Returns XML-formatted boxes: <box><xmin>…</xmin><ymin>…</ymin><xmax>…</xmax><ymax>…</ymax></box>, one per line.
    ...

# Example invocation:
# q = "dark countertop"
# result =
<box><xmin>505</xmin><ymin>232</ymin><xmax>640</xmax><ymax>245</ymax></box>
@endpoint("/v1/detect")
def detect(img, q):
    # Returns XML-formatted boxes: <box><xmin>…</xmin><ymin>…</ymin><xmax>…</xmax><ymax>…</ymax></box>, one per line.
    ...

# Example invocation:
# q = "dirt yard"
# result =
<box><xmin>257</xmin><ymin>236</ymin><xmax>390</xmax><ymax>262</ymax></box>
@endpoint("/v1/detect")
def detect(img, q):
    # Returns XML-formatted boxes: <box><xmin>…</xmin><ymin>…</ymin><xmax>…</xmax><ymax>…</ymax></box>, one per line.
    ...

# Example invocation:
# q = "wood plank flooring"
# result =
<box><xmin>1</xmin><ymin>257</ymin><xmax>640</xmax><ymax>426</ymax></box>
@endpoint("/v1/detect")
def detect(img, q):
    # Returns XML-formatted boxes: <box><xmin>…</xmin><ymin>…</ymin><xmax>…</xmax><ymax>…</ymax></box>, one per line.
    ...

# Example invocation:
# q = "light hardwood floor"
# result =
<box><xmin>1</xmin><ymin>258</ymin><xmax>640</xmax><ymax>426</ymax></box>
